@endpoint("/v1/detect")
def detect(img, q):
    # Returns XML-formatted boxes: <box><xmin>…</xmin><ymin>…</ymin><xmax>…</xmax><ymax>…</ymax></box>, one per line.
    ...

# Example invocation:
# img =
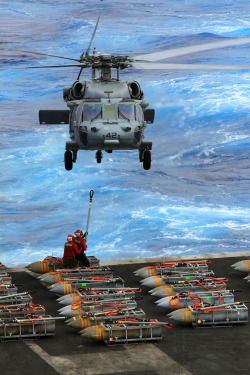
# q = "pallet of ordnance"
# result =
<box><xmin>168</xmin><ymin>302</ymin><xmax>248</xmax><ymax>327</ymax></box>
<box><xmin>57</xmin><ymin>288</ymin><xmax>140</xmax><ymax>305</ymax></box>
<box><xmin>48</xmin><ymin>276</ymin><xmax>125</xmax><ymax>295</ymax></box>
<box><xmin>28</xmin><ymin>255</ymin><xmax>100</xmax><ymax>273</ymax></box>
<box><xmin>140</xmin><ymin>270</ymin><xmax>216</xmax><ymax>288</ymax></box>
<box><xmin>136</xmin><ymin>259</ymin><xmax>250</xmax><ymax>329</ymax></box>
<box><xmin>0</xmin><ymin>274</ymin><xmax>12</xmax><ymax>285</ymax></box>
<box><xmin>0</xmin><ymin>303</ymin><xmax>46</xmax><ymax>319</ymax></box>
<box><xmin>134</xmin><ymin>260</ymin><xmax>211</xmax><ymax>278</ymax></box>
<box><xmin>156</xmin><ymin>290</ymin><xmax>235</xmax><ymax>311</ymax></box>
<box><xmin>0</xmin><ymin>262</ymin><xmax>65</xmax><ymax>340</ymax></box>
<box><xmin>0</xmin><ymin>285</ymin><xmax>18</xmax><ymax>295</ymax></box>
<box><xmin>0</xmin><ymin>315</ymin><xmax>62</xmax><ymax>341</ymax></box>
<box><xmin>149</xmin><ymin>276</ymin><xmax>228</xmax><ymax>297</ymax></box>
<box><xmin>58</xmin><ymin>297</ymin><xmax>138</xmax><ymax>317</ymax></box>
<box><xmin>38</xmin><ymin>266</ymin><xmax>114</xmax><ymax>284</ymax></box>
<box><xmin>66</xmin><ymin>307</ymin><xmax>147</xmax><ymax>329</ymax></box>
<box><xmin>81</xmin><ymin>319</ymin><xmax>164</xmax><ymax>345</ymax></box>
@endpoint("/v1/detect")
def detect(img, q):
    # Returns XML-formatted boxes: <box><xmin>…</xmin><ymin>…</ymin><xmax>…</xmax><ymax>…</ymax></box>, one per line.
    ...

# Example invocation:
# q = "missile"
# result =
<box><xmin>39</xmin><ymin>267</ymin><xmax>114</xmax><ymax>284</ymax></box>
<box><xmin>67</xmin><ymin>308</ymin><xmax>146</xmax><ymax>330</ymax></box>
<box><xmin>231</xmin><ymin>260</ymin><xmax>250</xmax><ymax>273</ymax></box>
<box><xmin>81</xmin><ymin>321</ymin><xmax>162</xmax><ymax>343</ymax></box>
<box><xmin>134</xmin><ymin>260</ymin><xmax>210</xmax><ymax>278</ymax></box>
<box><xmin>141</xmin><ymin>271</ymin><xmax>215</xmax><ymax>288</ymax></box>
<box><xmin>27</xmin><ymin>256</ymin><xmax>64</xmax><ymax>273</ymax></box>
<box><xmin>168</xmin><ymin>302</ymin><xmax>248</xmax><ymax>326</ymax></box>
<box><xmin>150</xmin><ymin>278</ymin><xmax>227</xmax><ymax>297</ymax></box>
<box><xmin>156</xmin><ymin>291</ymin><xmax>234</xmax><ymax>310</ymax></box>
<box><xmin>57</xmin><ymin>289</ymin><xmax>136</xmax><ymax>305</ymax></box>
<box><xmin>58</xmin><ymin>298</ymin><xmax>137</xmax><ymax>317</ymax></box>
<box><xmin>28</xmin><ymin>261</ymin><xmax>54</xmax><ymax>274</ymax></box>
<box><xmin>49</xmin><ymin>277</ymin><xmax>125</xmax><ymax>295</ymax></box>
<box><xmin>57</xmin><ymin>293</ymin><xmax>83</xmax><ymax>305</ymax></box>
<box><xmin>150</xmin><ymin>285</ymin><xmax>174</xmax><ymax>297</ymax></box>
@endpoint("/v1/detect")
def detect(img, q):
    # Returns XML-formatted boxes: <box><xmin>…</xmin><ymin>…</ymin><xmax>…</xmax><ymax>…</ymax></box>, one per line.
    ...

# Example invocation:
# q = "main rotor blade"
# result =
<box><xmin>0</xmin><ymin>46</ymin><xmax>80</xmax><ymax>62</ymax></box>
<box><xmin>0</xmin><ymin>63</ymin><xmax>85</xmax><ymax>70</ymax></box>
<box><xmin>134</xmin><ymin>37</ymin><xmax>250</xmax><ymax>62</ymax></box>
<box><xmin>132</xmin><ymin>62</ymin><xmax>250</xmax><ymax>70</ymax></box>
<box><xmin>85</xmin><ymin>17</ymin><xmax>100</xmax><ymax>57</ymax></box>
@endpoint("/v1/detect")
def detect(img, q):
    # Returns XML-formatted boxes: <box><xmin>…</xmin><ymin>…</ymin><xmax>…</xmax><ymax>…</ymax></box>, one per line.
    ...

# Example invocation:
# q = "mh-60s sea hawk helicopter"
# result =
<box><xmin>40</xmin><ymin>17</ymin><xmax>155</xmax><ymax>171</ymax></box>
<box><xmin>1</xmin><ymin>17</ymin><xmax>250</xmax><ymax>170</ymax></box>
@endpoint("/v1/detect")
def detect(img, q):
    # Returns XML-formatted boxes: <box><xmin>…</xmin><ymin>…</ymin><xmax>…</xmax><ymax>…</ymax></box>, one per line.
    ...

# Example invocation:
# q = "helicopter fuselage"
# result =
<box><xmin>68</xmin><ymin>98</ymin><xmax>148</xmax><ymax>151</ymax></box>
<box><xmin>39</xmin><ymin>74</ymin><xmax>154</xmax><ymax>170</ymax></box>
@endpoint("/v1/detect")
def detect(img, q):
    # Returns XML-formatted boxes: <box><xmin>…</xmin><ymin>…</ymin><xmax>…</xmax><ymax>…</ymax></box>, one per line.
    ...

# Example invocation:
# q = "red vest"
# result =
<box><xmin>63</xmin><ymin>241</ymin><xmax>80</xmax><ymax>259</ymax></box>
<box><xmin>73</xmin><ymin>236</ymin><xmax>87</xmax><ymax>252</ymax></box>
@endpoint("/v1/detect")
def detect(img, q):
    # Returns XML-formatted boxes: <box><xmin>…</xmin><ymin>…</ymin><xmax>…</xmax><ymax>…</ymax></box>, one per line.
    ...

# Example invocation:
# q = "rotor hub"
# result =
<box><xmin>79</xmin><ymin>54</ymin><xmax>134</xmax><ymax>70</ymax></box>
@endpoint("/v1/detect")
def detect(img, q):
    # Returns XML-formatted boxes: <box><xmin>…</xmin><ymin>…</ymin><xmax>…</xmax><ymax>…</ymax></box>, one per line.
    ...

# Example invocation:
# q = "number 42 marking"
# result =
<box><xmin>106</xmin><ymin>132</ymin><xmax>118</xmax><ymax>139</ymax></box>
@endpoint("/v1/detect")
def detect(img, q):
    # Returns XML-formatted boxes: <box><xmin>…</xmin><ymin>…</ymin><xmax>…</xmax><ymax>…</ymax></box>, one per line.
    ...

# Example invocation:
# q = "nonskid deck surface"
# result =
<box><xmin>1</xmin><ymin>254</ymin><xmax>250</xmax><ymax>375</ymax></box>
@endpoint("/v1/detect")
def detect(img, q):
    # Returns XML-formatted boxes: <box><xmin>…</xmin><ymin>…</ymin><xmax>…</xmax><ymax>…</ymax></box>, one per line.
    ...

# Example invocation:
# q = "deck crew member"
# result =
<box><xmin>73</xmin><ymin>229</ymin><xmax>90</xmax><ymax>267</ymax></box>
<box><xmin>63</xmin><ymin>234</ymin><xmax>80</xmax><ymax>268</ymax></box>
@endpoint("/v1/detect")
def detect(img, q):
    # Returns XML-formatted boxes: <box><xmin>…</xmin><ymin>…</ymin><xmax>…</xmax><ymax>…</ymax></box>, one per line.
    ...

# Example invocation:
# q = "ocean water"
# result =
<box><xmin>0</xmin><ymin>0</ymin><xmax>250</xmax><ymax>266</ymax></box>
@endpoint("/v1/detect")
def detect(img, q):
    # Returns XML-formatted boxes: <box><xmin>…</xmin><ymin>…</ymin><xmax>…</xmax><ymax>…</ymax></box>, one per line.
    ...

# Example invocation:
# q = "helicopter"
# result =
<box><xmin>1</xmin><ymin>17</ymin><xmax>250</xmax><ymax>171</ymax></box>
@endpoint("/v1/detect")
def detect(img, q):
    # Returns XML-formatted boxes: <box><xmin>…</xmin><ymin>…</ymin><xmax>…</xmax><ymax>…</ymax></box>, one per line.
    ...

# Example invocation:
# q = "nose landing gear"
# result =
<box><xmin>96</xmin><ymin>150</ymin><xmax>103</xmax><ymax>164</ymax></box>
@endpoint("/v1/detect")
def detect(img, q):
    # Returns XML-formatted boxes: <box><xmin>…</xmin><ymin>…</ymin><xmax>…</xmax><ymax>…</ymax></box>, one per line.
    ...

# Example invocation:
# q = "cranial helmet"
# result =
<box><xmin>67</xmin><ymin>234</ymin><xmax>73</xmax><ymax>242</ymax></box>
<box><xmin>75</xmin><ymin>229</ymin><xmax>82</xmax><ymax>237</ymax></box>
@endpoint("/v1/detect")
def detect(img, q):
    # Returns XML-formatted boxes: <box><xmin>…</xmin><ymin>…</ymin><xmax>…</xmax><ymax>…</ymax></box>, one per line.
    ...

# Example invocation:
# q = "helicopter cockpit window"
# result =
<box><xmin>104</xmin><ymin>104</ymin><xmax>116</xmax><ymax>120</ymax></box>
<box><xmin>118</xmin><ymin>103</ymin><xmax>136</xmax><ymax>121</ymax></box>
<box><xmin>82</xmin><ymin>104</ymin><xmax>102</xmax><ymax>122</ymax></box>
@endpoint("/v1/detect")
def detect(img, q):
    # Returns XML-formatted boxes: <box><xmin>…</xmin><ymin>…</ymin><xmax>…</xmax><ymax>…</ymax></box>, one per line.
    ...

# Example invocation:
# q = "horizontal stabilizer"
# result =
<box><xmin>144</xmin><ymin>109</ymin><xmax>155</xmax><ymax>124</ymax></box>
<box><xmin>39</xmin><ymin>110</ymin><xmax>70</xmax><ymax>124</ymax></box>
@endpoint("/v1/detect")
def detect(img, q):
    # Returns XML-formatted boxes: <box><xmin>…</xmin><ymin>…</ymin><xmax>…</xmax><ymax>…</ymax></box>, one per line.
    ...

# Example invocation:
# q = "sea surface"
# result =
<box><xmin>0</xmin><ymin>0</ymin><xmax>250</xmax><ymax>266</ymax></box>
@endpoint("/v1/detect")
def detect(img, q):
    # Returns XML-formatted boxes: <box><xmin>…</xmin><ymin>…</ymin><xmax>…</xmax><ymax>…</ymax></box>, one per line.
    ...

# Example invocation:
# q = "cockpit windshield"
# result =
<box><xmin>118</xmin><ymin>103</ymin><xmax>136</xmax><ymax>121</ymax></box>
<box><xmin>82</xmin><ymin>104</ymin><xmax>102</xmax><ymax>121</ymax></box>
<box><xmin>81</xmin><ymin>102</ymin><xmax>139</xmax><ymax>122</ymax></box>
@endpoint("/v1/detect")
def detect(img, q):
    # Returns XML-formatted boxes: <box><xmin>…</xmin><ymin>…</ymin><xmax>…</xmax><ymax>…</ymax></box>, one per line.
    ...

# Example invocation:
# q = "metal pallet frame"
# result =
<box><xmin>0</xmin><ymin>317</ymin><xmax>55</xmax><ymax>341</ymax></box>
<box><xmin>192</xmin><ymin>304</ymin><xmax>248</xmax><ymax>328</ymax></box>
<box><xmin>103</xmin><ymin>322</ymin><xmax>162</xmax><ymax>345</ymax></box>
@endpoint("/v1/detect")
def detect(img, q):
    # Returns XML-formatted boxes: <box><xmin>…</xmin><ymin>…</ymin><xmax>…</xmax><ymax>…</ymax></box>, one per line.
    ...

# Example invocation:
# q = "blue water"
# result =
<box><xmin>1</xmin><ymin>1</ymin><xmax>250</xmax><ymax>266</ymax></box>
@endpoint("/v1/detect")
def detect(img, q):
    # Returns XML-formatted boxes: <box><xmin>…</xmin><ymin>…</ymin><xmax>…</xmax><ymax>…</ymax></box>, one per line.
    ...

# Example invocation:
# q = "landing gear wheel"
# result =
<box><xmin>64</xmin><ymin>150</ymin><xmax>73</xmax><ymax>171</ymax></box>
<box><xmin>96</xmin><ymin>150</ymin><xmax>103</xmax><ymax>164</ymax></box>
<box><xmin>143</xmin><ymin>150</ymin><xmax>151</xmax><ymax>170</ymax></box>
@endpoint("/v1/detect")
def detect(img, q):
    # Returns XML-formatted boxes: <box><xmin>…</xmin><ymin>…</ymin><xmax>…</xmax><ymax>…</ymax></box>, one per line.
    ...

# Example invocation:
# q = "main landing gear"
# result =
<box><xmin>139</xmin><ymin>149</ymin><xmax>151</xmax><ymax>170</ymax></box>
<box><xmin>64</xmin><ymin>150</ymin><xmax>77</xmax><ymax>171</ymax></box>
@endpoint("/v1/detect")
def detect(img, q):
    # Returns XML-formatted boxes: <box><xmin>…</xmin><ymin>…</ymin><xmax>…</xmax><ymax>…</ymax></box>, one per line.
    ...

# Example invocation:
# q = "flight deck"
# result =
<box><xmin>1</xmin><ymin>253</ymin><xmax>250</xmax><ymax>375</ymax></box>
